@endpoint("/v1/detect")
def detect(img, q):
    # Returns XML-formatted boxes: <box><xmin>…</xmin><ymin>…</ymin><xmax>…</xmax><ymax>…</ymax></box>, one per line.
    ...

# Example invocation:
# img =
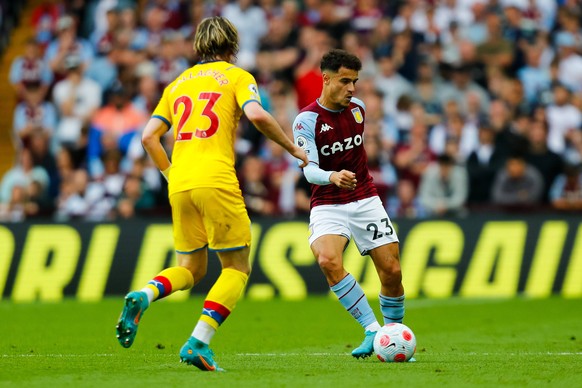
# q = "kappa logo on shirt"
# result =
<box><xmin>320</xmin><ymin>123</ymin><xmax>333</xmax><ymax>133</ymax></box>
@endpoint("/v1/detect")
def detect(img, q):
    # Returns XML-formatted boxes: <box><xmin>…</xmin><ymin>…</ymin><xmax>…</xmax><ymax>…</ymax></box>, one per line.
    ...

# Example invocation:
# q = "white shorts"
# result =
<box><xmin>308</xmin><ymin>196</ymin><xmax>399</xmax><ymax>255</ymax></box>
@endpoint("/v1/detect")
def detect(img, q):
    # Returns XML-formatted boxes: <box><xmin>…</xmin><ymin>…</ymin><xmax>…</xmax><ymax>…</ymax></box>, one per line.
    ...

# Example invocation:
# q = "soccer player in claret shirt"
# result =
<box><xmin>292</xmin><ymin>49</ymin><xmax>411</xmax><ymax>360</ymax></box>
<box><xmin>115</xmin><ymin>16</ymin><xmax>307</xmax><ymax>371</ymax></box>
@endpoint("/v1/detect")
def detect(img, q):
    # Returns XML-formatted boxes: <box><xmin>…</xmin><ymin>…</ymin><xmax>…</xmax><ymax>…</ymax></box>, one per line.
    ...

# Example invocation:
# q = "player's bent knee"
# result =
<box><xmin>379</xmin><ymin>268</ymin><xmax>402</xmax><ymax>287</ymax></box>
<box><xmin>317</xmin><ymin>254</ymin><xmax>343</xmax><ymax>273</ymax></box>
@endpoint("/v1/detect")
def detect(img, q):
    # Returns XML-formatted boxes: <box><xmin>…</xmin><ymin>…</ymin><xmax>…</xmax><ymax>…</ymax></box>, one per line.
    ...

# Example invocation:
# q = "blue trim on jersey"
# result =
<box><xmin>241</xmin><ymin>99</ymin><xmax>261</xmax><ymax>111</ymax></box>
<box><xmin>152</xmin><ymin>115</ymin><xmax>171</xmax><ymax>128</ymax></box>
<box><xmin>209</xmin><ymin>245</ymin><xmax>247</xmax><ymax>252</ymax></box>
<box><xmin>316</xmin><ymin>99</ymin><xmax>343</xmax><ymax>112</ymax></box>
<box><xmin>315</xmin><ymin>97</ymin><xmax>366</xmax><ymax>113</ymax></box>
<box><xmin>350</xmin><ymin>96</ymin><xmax>366</xmax><ymax>111</ymax></box>
<box><xmin>176</xmin><ymin>244</ymin><xmax>208</xmax><ymax>254</ymax></box>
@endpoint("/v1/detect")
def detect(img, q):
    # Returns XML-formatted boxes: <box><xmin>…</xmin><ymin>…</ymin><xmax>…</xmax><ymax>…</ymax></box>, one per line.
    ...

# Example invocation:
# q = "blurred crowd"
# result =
<box><xmin>2</xmin><ymin>0</ymin><xmax>582</xmax><ymax>222</ymax></box>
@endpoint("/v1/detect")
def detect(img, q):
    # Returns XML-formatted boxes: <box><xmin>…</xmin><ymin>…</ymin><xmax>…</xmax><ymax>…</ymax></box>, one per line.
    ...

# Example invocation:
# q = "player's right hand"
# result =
<box><xmin>330</xmin><ymin>170</ymin><xmax>357</xmax><ymax>190</ymax></box>
<box><xmin>292</xmin><ymin>146</ymin><xmax>309</xmax><ymax>168</ymax></box>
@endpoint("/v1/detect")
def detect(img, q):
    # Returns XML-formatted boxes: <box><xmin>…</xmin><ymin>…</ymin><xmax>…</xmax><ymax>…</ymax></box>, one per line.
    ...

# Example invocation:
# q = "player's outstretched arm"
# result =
<box><xmin>142</xmin><ymin>117</ymin><xmax>172</xmax><ymax>180</ymax></box>
<box><xmin>244</xmin><ymin>101</ymin><xmax>308</xmax><ymax>167</ymax></box>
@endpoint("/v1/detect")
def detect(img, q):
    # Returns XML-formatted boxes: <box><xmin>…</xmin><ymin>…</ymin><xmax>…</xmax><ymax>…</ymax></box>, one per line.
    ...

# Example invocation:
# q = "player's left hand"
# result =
<box><xmin>330</xmin><ymin>170</ymin><xmax>357</xmax><ymax>190</ymax></box>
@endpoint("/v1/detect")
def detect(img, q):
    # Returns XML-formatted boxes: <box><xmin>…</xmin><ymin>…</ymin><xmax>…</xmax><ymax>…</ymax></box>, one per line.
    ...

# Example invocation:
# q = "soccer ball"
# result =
<box><xmin>373</xmin><ymin>323</ymin><xmax>416</xmax><ymax>362</ymax></box>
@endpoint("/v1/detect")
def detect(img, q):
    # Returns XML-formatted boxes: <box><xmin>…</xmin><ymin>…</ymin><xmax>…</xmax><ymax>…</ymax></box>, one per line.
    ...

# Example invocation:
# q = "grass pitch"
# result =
<box><xmin>1</xmin><ymin>296</ymin><xmax>581</xmax><ymax>387</ymax></box>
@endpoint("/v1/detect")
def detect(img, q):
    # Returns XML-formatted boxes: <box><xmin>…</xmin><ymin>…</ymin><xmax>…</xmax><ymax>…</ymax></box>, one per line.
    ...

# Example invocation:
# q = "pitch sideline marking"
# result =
<box><xmin>236</xmin><ymin>352</ymin><xmax>582</xmax><ymax>357</ymax></box>
<box><xmin>2</xmin><ymin>352</ymin><xmax>582</xmax><ymax>358</ymax></box>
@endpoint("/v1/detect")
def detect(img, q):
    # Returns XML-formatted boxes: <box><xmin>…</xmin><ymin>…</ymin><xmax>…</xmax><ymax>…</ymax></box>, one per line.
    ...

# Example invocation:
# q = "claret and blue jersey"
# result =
<box><xmin>292</xmin><ymin>96</ymin><xmax>377</xmax><ymax>208</ymax></box>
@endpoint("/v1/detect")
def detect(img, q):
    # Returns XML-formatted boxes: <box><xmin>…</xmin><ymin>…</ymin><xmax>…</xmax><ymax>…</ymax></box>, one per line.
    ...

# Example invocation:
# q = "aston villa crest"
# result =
<box><xmin>351</xmin><ymin>107</ymin><xmax>363</xmax><ymax>123</ymax></box>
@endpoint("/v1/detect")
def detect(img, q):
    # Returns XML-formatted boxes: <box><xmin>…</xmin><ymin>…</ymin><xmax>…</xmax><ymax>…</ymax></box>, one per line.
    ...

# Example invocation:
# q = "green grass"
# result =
<box><xmin>0</xmin><ymin>297</ymin><xmax>581</xmax><ymax>387</ymax></box>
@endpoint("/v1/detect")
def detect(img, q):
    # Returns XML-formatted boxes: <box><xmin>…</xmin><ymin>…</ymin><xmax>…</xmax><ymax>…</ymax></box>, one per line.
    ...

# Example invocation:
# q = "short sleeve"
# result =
<box><xmin>152</xmin><ymin>85</ymin><xmax>172</xmax><ymax>127</ymax></box>
<box><xmin>235</xmin><ymin>70</ymin><xmax>261</xmax><ymax>110</ymax></box>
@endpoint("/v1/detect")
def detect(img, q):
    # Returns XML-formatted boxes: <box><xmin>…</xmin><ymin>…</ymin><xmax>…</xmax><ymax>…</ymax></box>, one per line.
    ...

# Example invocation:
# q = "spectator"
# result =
<box><xmin>27</xmin><ymin>130</ymin><xmax>59</xmax><ymax>199</ymax></box>
<box><xmin>491</xmin><ymin>154</ymin><xmax>544</xmax><ymax>208</ymax></box>
<box><xmin>361</xmin><ymin>89</ymin><xmax>396</xmax><ymax>155</ymax></box>
<box><xmin>439</xmin><ymin>64</ymin><xmax>490</xmax><ymax>116</ymax></box>
<box><xmin>90</xmin><ymin>6</ymin><xmax>120</xmax><ymax>56</ymax></box>
<box><xmin>387</xmin><ymin>179</ymin><xmax>426</xmax><ymax>219</ymax></box>
<box><xmin>517</xmin><ymin>44</ymin><xmax>552</xmax><ymax>106</ymax></box>
<box><xmin>545</xmin><ymin>83</ymin><xmax>582</xmax><ymax>156</ymax></box>
<box><xmin>55</xmin><ymin>146</ymin><xmax>76</xmax><ymax>184</ymax></box>
<box><xmin>88</xmin><ymin>85</ymin><xmax>147</xmax><ymax>177</ymax></box>
<box><xmin>0</xmin><ymin>185</ymin><xmax>27</xmax><ymax>222</ymax></box>
<box><xmin>261</xmin><ymin>139</ymin><xmax>292</xmax><ymax>213</ymax></box>
<box><xmin>315</xmin><ymin>0</ymin><xmax>351</xmax><ymax>45</ymax></box>
<box><xmin>391</xmin><ymin>30</ymin><xmax>421</xmax><ymax>83</ymax></box>
<box><xmin>373</xmin><ymin>51</ymin><xmax>414</xmax><ymax>116</ymax></box>
<box><xmin>25</xmin><ymin>179</ymin><xmax>54</xmax><ymax>218</ymax></box>
<box><xmin>550</xmin><ymin>163</ymin><xmax>582</xmax><ymax>211</ymax></box>
<box><xmin>365</xmin><ymin>133</ymin><xmax>396</xmax><ymax>204</ymax></box>
<box><xmin>141</xmin><ymin>6</ymin><xmax>173</xmax><ymax>59</ymax></box>
<box><xmin>0</xmin><ymin>148</ymin><xmax>50</xmax><ymax>205</ymax></box>
<box><xmin>428</xmin><ymin>112</ymin><xmax>478</xmax><ymax>162</ymax></box>
<box><xmin>525</xmin><ymin>119</ymin><xmax>564</xmax><ymax>203</ymax></box>
<box><xmin>390</xmin><ymin>95</ymin><xmax>415</xmax><ymax>144</ymax></box>
<box><xmin>393</xmin><ymin>122</ymin><xmax>436</xmax><ymax>191</ymax></box>
<box><xmin>116</xmin><ymin>174</ymin><xmax>156</xmax><ymax>219</ymax></box>
<box><xmin>116</xmin><ymin>6</ymin><xmax>149</xmax><ymax>52</ymax></box>
<box><xmin>293</xmin><ymin>26</ymin><xmax>331</xmax><ymax>110</ymax></box>
<box><xmin>489</xmin><ymin>99</ymin><xmax>528</xmax><ymax>157</ymax></box>
<box><xmin>412</xmin><ymin>59</ymin><xmax>443</xmax><ymax>127</ymax></box>
<box><xmin>54</xmin><ymin>168</ymin><xmax>115</xmax><ymax>221</ymax></box>
<box><xmin>132</xmin><ymin>70</ymin><xmax>160</xmax><ymax>116</ymax></box>
<box><xmin>44</xmin><ymin>15</ymin><xmax>95</xmax><ymax>81</ymax></box>
<box><xmin>256</xmin><ymin>14</ymin><xmax>300</xmax><ymax>85</ymax></box>
<box><xmin>556</xmin><ymin>31</ymin><xmax>582</xmax><ymax>93</ymax></box>
<box><xmin>293</xmin><ymin>174</ymin><xmax>311</xmax><ymax>215</ymax></box>
<box><xmin>9</xmin><ymin>38</ymin><xmax>54</xmax><ymax>101</ymax></box>
<box><xmin>341</xmin><ymin>31</ymin><xmax>377</xmax><ymax>79</ymax></box>
<box><xmin>418</xmin><ymin>153</ymin><xmax>468</xmax><ymax>217</ymax></box>
<box><xmin>30</xmin><ymin>1</ymin><xmax>61</xmax><ymax>49</ymax></box>
<box><xmin>85</xmin><ymin>44</ymin><xmax>123</xmax><ymax>93</ymax></box>
<box><xmin>476</xmin><ymin>11</ymin><xmax>514</xmax><ymax>70</ymax></box>
<box><xmin>52</xmin><ymin>54</ymin><xmax>102</xmax><ymax>150</ymax></box>
<box><xmin>368</xmin><ymin>17</ymin><xmax>392</xmax><ymax>58</ymax></box>
<box><xmin>466</xmin><ymin>121</ymin><xmax>506</xmax><ymax>205</ymax></box>
<box><xmin>154</xmin><ymin>32</ymin><xmax>189</xmax><ymax>90</ymax></box>
<box><xmin>563</xmin><ymin>124</ymin><xmax>582</xmax><ymax>166</ymax></box>
<box><xmin>239</xmin><ymin>154</ymin><xmax>276</xmax><ymax>216</ymax></box>
<box><xmin>350</xmin><ymin>0</ymin><xmax>383</xmax><ymax>39</ymax></box>
<box><xmin>460</xmin><ymin>1</ymin><xmax>489</xmax><ymax>45</ymax></box>
<box><xmin>12</xmin><ymin>84</ymin><xmax>58</xmax><ymax>148</ymax></box>
<box><xmin>221</xmin><ymin>0</ymin><xmax>268</xmax><ymax>70</ymax></box>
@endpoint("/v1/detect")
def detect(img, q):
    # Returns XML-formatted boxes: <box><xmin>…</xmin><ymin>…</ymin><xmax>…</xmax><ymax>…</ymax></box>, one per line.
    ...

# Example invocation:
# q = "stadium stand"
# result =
<box><xmin>1</xmin><ymin>0</ymin><xmax>582</xmax><ymax>222</ymax></box>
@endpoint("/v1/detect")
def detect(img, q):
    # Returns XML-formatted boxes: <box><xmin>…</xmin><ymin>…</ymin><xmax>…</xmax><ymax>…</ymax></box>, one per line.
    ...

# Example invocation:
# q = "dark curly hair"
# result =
<box><xmin>320</xmin><ymin>49</ymin><xmax>362</xmax><ymax>73</ymax></box>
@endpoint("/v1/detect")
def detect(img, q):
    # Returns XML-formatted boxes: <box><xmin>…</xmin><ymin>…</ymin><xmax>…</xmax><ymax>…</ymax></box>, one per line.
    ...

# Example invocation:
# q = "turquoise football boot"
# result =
<box><xmin>180</xmin><ymin>337</ymin><xmax>224</xmax><ymax>372</ymax></box>
<box><xmin>116</xmin><ymin>291</ymin><xmax>149</xmax><ymax>348</ymax></box>
<box><xmin>351</xmin><ymin>330</ymin><xmax>376</xmax><ymax>359</ymax></box>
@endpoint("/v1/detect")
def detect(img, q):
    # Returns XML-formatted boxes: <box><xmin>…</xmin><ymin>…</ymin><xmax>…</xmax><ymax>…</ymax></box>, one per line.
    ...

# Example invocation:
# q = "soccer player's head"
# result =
<box><xmin>194</xmin><ymin>16</ymin><xmax>239</xmax><ymax>62</ymax></box>
<box><xmin>320</xmin><ymin>49</ymin><xmax>362</xmax><ymax>109</ymax></box>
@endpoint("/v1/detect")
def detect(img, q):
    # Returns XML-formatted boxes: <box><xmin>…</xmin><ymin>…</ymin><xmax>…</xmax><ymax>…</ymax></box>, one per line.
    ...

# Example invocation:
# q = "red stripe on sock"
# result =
<box><xmin>154</xmin><ymin>276</ymin><xmax>172</xmax><ymax>297</ymax></box>
<box><xmin>203</xmin><ymin>300</ymin><xmax>231</xmax><ymax>319</ymax></box>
